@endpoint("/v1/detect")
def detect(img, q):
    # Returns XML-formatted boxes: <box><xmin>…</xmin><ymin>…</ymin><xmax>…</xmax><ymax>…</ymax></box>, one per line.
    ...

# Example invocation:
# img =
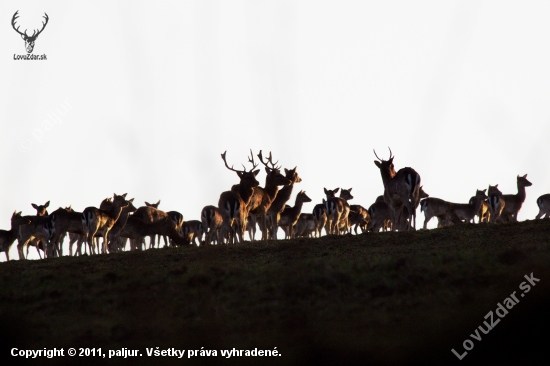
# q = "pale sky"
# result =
<box><xmin>2</xmin><ymin>1</ymin><xmax>550</xmax><ymax>260</ymax></box>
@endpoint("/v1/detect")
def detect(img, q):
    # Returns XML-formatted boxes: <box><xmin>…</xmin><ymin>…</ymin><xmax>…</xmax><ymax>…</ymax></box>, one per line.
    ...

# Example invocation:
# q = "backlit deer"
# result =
<box><xmin>487</xmin><ymin>184</ymin><xmax>505</xmax><ymax>223</ymax></box>
<box><xmin>419</xmin><ymin>197</ymin><xmax>455</xmax><ymax>229</ymax></box>
<box><xmin>201</xmin><ymin>205</ymin><xmax>225</xmax><ymax>245</ymax></box>
<box><xmin>0</xmin><ymin>212</ymin><xmax>31</xmax><ymax>261</ymax></box>
<box><xmin>293</xmin><ymin>213</ymin><xmax>316</xmax><ymax>238</ymax></box>
<box><xmin>476</xmin><ymin>199</ymin><xmax>491</xmax><ymax>223</ymax></box>
<box><xmin>367</xmin><ymin>196</ymin><xmax>392</xmax><ymax>232</ymax></box>
<box><xmin>348</xmin><ymin>204</ymin><xmax>370</xmax><ymax>234</ymax></box>
<box><xmin>535</xmin><ymin>194</ymin><xmax>550</xmax><ymax>219</ymax></box>
<box><xmin>453</xmin><ymin>190</ymin><xmax>488</xmax><ymax>223</ymax></box>
<box><xmin>44</xmin><ymin>206</ymin><xmax>86</xmax><ymax>257</ymax></box>
<box><xmin>218</xmin><ymin>190</ymin><xmax>246</xmax><ymax>245</ymax></box>
<box><xmin>312</xmin><ymin>202</ymin><xmax>328</xmax><ymax>237</ymax></box>
<box><xmin>324</xmin><ymin>188</ymin><xmax>352</xmax><ymax>235</ymax></box>
<box><xmin>133</xmin><ymin>203</ymin><xmax>168</xmax><ymax>248</ymax></box>
<box><xmin>246</xmin><ymin>151</ymin><xmax>292</xmax><ymax>241</ymax></box>
<box><xmin>16</xmin><ymin>201</ymin><xmax>52</xmax><ymax>259</ymax></box>
<box><xmin>181</xmin><ymin>220</ymin><xmax>203</xmax><ymax>246</ymax></box>
<box><xmin>116</xmin><ymin>216</ymin><xmax>182</xmax><ymax>251</ymax></box>
<box><xmin>278</xmin><ymin>191</ymin><xmax>312</xmax><ymax>239</ymax></box>
<box><xmin>498</xmin><ymin>175</ymin><xmax>532</xmax><ymax>222</ymax></box>
<box><xmin>218</xmin><ymin>151</ymin><xmax>260</xmax><ymax>244</ymax></box>
<box><xmin>265</xmin><ymin>166</ymin><xmax>302</xmax><ymax>240</ymax></box>
<box><xmin>397</xmin><ymin>186</ymin><xmax>429</xmax><ymax>230</ymax></box>
<box><xmin>82</xmin><ymin>193</ymin><xmax>130</xmax><ymax>254</ymax></box>
<box><xmin>374</xmin><ymin>148</ymin><xmax>421</xmax><ymax>231</ymax></box>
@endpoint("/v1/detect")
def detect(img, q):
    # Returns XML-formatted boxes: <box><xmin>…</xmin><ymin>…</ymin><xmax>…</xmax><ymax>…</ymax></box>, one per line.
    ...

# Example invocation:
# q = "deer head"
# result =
<box><xmin>258</xmin><ymin>150</ymin><xmax>292</xmax><ymax>187</ymax></box>
<box><xmin>221</xmin><ymin>150</ymin><xmax>260</xmax><ymax>188</ymax></box>
<box><xmin>31</xmin><ymin>201</ymin><xmax>50</xmax><ymax>216</ymax></box>
<box><xmin>373</xmin><ymin>147</ymin><xmax>397</xmax><ymax>181</ymax></box>
<box><xmin>12</xmin><ymin>11</ymin><xmax>49</xmax><ymax>53</ymax></box>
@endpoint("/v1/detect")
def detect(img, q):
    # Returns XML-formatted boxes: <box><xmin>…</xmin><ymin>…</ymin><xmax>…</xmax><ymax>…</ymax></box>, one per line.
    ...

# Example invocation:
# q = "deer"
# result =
<box><xmin>11</xmin><ymin>11</ymin><xmax>49</xmax><ymax>54</ymax></box>
<box><xmin>348</xmin><ymin>205</ymin><xmax>370</xmax><ymax>234</ymax></box>
<box><xmin>265</xmin><ymin>166</ymin><xmax>302</xmax><ymax>240</ymax></box>
<box><xmin>396</xmin><ymin>186</ymin><xmax>429</xmax><ymax>230</ymax></box>
<box><xmin>312</xmin><ymin>202</ymin><xmax>328</xmax><ymax>238</ymax></box>
<box><xmin>497</xmin><ymin>175</ymin><xmax>532</xmax><ymax>222</ymax></box>
<box><xmin>535</xmin><ymin>194</ymin><xmax>550</xmax><ymax>219</ymax></box>
<box><xmin>218</xmin><ymin>189</ymin><xmax>247</xmax><ymax>245</ymax></box>
<box><xmin>419</xmin><ymin>197</ymin><xmax>455</xmax><ymax>229</ymax></box>
<box><xmin>132</xmin><ymin>203</ymin><xmax>168</xmax><ymax>248</ymax></box>
<box><xmin>487</xmin><ymin>184</ymin><xmax>505</xmax><ymax>223</ymax></box>
<box><xmin>43</xmin><ymin>206</ymin><xmax>85</xmax><ymax>257</ymax></box>
<box><xmin>476</xmin><ymin>199</ymin><xmax>491</xmax><ymax>223</ymax></box>
<box><xmin>81</xmin><ymin>193</ymin><xmax>131</xmax><ymax>254</ymax></box>
<box><xmin>246</xmin><ymin>151</ymin><xmax>292</xmax><ymax>241</ymax></box>
<box><xmin>115</xmin><ymin>216</ymin><xmax>183</xmax><ymax>251</ymax></box>
<box><xmin>181</xmin><ymin>220</ymin><xmax>203</xmax><ymax>246</ymax></box>
<box><xmin>452</xmin><ymin>190</ymin><xmax>489</xmax><ymax>223</ymax></box>
<box><xmin>367</xmin><ymin>196</ymin><xmax>393</xmax><ymax>232</ymax></box>
<box><xmin>293</xmin><ymin>213</ymin><xmax>317</xmax><ymax>238</ymax></box>
<box><xmin>323</xmin><ymin>188</ymin><xmax>353</xmax><ymax>235</ymax></box>
<box><xmin>218</xmin><ymin>151</ymin><xmax>260</xmax><ymax>244</ymax></box>
<box><xmin>201</xmin><ymin>205</ymin><xmax>226</xmax><ymax>245</ymax></box>
<box><xmin>374</xmin><ymin>148</ymin><xmax>421</xmax><ymax>231</ymax></box>
<box><xmin>0</xmin><ymin>212</ymin><xmax>31</xmax><ymax>261</ymax></box>
<box><xmin>16</xmin><ymin>201</ymin><xmax>51</xmax><ymax>259</ymax></box>
<box><xmin>278</xmin><ymin>191</ymin><xmax>312</xmax><ymax>239</ymax></box>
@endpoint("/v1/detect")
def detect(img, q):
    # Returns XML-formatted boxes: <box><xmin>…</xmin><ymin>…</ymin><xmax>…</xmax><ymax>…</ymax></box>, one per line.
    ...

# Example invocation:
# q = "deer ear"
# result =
<box><xmin>324</xmin><ymin>188</ymin><xmax>328</xmax><ymax>194</ymax></box>
<box><xmin>45</xmin><ymin>201</ymin><xmax>50</xmax><ymax>208</ymax></box>
<box><xmin>334</xmin><ymin>188</ymin><xmax>340</xmax><ymax>194</ymax></box>
<box><xmin>265</xmin><ymin>167</ymin><xmax>270</xmax><ymax>174</ymax></box>
<box><xmin>32</xmin><ymin>203</ymin><xmax>38</xmax><ymax>209</ymax></box>
<box><xmin>21</xmin><ymin>34</ymin><xmax>26</xmax><ymax>40</ymax></box>
<box><xmin>389</xmin><ymin>157</ymin><xmax>394</xmax><ymax>164</ymax></box>
<box><xmin>253</xmin><ymin>169</ymin><xmax>260</xmax><ymax>177</ymax></box>
<box><xmin>348</xmin><ymin>188</ymin><xmax>352</xmax><ymax>192</ymax></box>
<box><xmin>523</xmin><ymin>174</ymin><xmax>528</xmax><ymax>178</ymax></box>
<box><xmin>128</xmin><ymin>198</ymin><xmax>134</xmax><ymax>203</ymax></box>
<box><xmin>374</xmin><ymin>161</ymin><xmax>381</xmax><ymax>168</ymax></box>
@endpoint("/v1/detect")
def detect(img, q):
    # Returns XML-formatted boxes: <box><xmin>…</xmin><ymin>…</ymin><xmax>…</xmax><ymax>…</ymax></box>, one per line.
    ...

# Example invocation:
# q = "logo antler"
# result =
<box><xmin>12</xmin><ymin>11</ymin><xmax>49</xmax><ymax>54</ymax></box>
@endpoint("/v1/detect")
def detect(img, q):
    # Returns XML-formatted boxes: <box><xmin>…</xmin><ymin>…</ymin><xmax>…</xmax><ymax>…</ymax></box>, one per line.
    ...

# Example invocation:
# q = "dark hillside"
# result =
<box><xmin>2</xmin><ymin>220</ymin><xmax>550</xmax><ymax>365</ymax></box>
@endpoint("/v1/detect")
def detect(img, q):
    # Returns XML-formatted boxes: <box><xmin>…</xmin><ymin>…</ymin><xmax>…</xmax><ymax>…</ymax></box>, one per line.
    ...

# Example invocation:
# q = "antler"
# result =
<box><xmin>257</xmin><ymin>150</ymin><xmax>280</xmax><ymax>170</ymax></box>
<box><xmin>246</xmin><ymin>149</ymin><xmax>259</xmax><ymax>172</ymax></box>
<box><xmin>11</xmin><ymin>11</ymin><xmax>25</xmax><ymax>37</ymax></box>
<box><xmin>221</xmin><ymin>151</ymin><xmax>243</xmax><ymax>173</ymax></box>
<box><xmin>221</xmin><ymin>151</ymin><xmax>258</xmax><ymax>174</ymax></box>
<box><xmin>374</xmin><ymin>148</ymin><xmax>394</xmax><ymax>161</ymax></box>
<box><xmin>31</xmin><ymin>13</ymin><xmax>49</xmax><ymax>39</ymax></box>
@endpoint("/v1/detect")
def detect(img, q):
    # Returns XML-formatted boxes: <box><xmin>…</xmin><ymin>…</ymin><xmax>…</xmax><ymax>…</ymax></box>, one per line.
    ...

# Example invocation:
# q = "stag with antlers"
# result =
<box><xmin>373</xmin><ymin>148</ymin><xmax>421</xmax><ymax>231</ymax></box>
<box><xmin>218</xmin><ymin>151</ymin><xmax>260</xmax><ymax>244</ymax></box>
<box><xmin>246</xmin><ymin>151</ymin><xmax>292</xmax><ymax>241</ymax></box>
<box><xmin>12</xmin><ymin>11</ymin><xmax>49</xmax><ymax>53</ymax></box>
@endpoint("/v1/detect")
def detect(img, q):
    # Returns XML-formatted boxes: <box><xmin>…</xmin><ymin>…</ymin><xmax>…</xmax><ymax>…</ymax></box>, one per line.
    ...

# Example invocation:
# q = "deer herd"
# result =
<box><xmin>0</xmin><ymin>148</ymin><xmax>547</xmax><ymax>261</ymax></box>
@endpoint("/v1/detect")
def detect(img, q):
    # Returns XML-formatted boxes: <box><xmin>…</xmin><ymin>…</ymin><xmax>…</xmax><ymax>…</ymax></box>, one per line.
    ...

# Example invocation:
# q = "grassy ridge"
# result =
<box><xmin>1</xmin><ymin>220</ymin><xmax>550</xmax><ymax>365</ymax></box>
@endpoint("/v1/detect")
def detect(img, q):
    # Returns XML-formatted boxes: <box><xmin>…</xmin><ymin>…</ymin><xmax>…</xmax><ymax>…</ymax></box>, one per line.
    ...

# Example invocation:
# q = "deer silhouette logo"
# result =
<box><xmin>11</xmin><ymin>11</ymin><xmax>49</xmax><ymax>54</ymax></box>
